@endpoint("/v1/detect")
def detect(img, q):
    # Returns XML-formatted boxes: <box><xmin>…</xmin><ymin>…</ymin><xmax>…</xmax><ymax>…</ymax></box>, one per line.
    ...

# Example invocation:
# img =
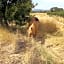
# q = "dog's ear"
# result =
<box><xmin>34</xmin><ymin>17</ymin><xmax>39</xmax><ymax>21</ymax></box>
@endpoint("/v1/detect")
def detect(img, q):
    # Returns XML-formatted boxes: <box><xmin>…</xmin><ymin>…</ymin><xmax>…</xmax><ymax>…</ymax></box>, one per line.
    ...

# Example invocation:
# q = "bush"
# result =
<box><xmin>0</xmin><ymin>0</ymin><xmax>33</xmax><ymax>26</ymax></box>
<box><xmin>47</xmin><ymin>11</ymin><xmax>64</xmax><ymax>17</ymax></box>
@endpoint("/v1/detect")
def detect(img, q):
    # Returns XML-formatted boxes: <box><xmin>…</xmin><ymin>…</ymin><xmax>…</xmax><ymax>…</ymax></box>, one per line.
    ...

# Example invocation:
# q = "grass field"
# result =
<box><xmin>0</xmin><ymin>13</ymin><xmax>64</xmax><ymax>64</ymax></box>
<box><xmin>47</xmin><ymin>11</ymin><xmax>64</xmax><ymax>17</ymax></box>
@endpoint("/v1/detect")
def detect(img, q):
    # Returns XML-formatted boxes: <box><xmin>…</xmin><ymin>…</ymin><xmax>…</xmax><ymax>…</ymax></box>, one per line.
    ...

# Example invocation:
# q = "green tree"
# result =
<box><xmin>50</xmin><ymin>7</ymin><xmax>63</xmax><ymax>12</ymax></box>
<box><xmin>0</xmin><ymin>0</ymin><xmax>33</xmax><ymax>26</ymax></box>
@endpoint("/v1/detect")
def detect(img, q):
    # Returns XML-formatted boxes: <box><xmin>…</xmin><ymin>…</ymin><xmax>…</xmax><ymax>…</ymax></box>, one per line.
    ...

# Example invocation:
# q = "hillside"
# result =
<box><xmin>0</xmin><ymin>13</ymin><xmax>64</xmax><ymax>64</ymax></box>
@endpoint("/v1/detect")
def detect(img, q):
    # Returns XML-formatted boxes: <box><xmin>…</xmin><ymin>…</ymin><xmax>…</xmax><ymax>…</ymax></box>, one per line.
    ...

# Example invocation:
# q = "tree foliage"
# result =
<box><xmin>0</xmin><ymin>0</ymin><xmax>33</xmax><ymax>26</ymax></box>
<box><xmin>50</xmin><ymin>7</ymin><xmax>63</xmax><ymax>12</ymax></box>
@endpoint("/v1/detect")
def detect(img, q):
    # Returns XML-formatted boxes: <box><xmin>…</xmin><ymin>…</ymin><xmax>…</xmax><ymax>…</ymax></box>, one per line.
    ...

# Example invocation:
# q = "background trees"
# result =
<box><xmin>50</xmin><ymin>7</ymin><xmax>63</xmax><ymax>12</ymax></box>
<box><xmin>47</xmin><ymin>7</ymin><xmax>64</xmax><ymax>17</ymax></box>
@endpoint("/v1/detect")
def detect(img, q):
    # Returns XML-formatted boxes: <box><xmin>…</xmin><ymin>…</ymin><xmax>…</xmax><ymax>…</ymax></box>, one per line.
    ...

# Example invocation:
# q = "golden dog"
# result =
<box><xmin>27</xmin><ymin>17</ymin><xmax>39</xmax><ymax>37</ymax></box>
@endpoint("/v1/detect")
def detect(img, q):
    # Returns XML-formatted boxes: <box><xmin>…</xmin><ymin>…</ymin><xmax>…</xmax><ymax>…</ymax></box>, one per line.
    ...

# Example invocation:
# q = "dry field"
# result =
<box><xmin>0</xmin><ymin>13</ymin><xmax>64</xmax><ymax>64</ymax></box>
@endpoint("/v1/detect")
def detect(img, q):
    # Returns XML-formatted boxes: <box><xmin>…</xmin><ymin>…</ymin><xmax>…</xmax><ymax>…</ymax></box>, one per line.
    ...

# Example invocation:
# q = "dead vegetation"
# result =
<box><xmin>0</xmin><ymin>13</ymin><xmax>64</xmax><ymax>64</ymax></box>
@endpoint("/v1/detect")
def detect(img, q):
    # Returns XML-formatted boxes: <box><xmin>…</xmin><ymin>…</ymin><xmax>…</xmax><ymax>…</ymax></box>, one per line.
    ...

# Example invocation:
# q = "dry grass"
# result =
<box><xmin>0</xmin><ymin>13</ymin><xmax>64</xmax><ymax>64</ymax></box>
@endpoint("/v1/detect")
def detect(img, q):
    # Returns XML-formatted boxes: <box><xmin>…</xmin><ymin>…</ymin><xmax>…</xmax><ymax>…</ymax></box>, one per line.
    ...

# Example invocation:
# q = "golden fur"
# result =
<box><xmin>27</xmin><ymin>17</ymin><xmax>39</xmax><ymax>37</ymax></box>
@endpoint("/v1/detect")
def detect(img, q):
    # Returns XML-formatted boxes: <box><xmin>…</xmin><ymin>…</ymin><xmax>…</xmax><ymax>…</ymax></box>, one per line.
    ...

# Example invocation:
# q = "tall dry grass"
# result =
<box><xmin>0</xmin><ymin>13</ymin><xmax>64</xmax><ymax>64</ymax></box>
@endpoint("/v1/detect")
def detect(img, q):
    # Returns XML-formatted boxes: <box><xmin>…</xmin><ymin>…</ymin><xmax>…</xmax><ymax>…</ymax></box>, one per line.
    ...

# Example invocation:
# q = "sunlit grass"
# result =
<box><xmin>0</xmin><ymin>13</ymin><xmax>64</xmax><ymax>64</ymax></box>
